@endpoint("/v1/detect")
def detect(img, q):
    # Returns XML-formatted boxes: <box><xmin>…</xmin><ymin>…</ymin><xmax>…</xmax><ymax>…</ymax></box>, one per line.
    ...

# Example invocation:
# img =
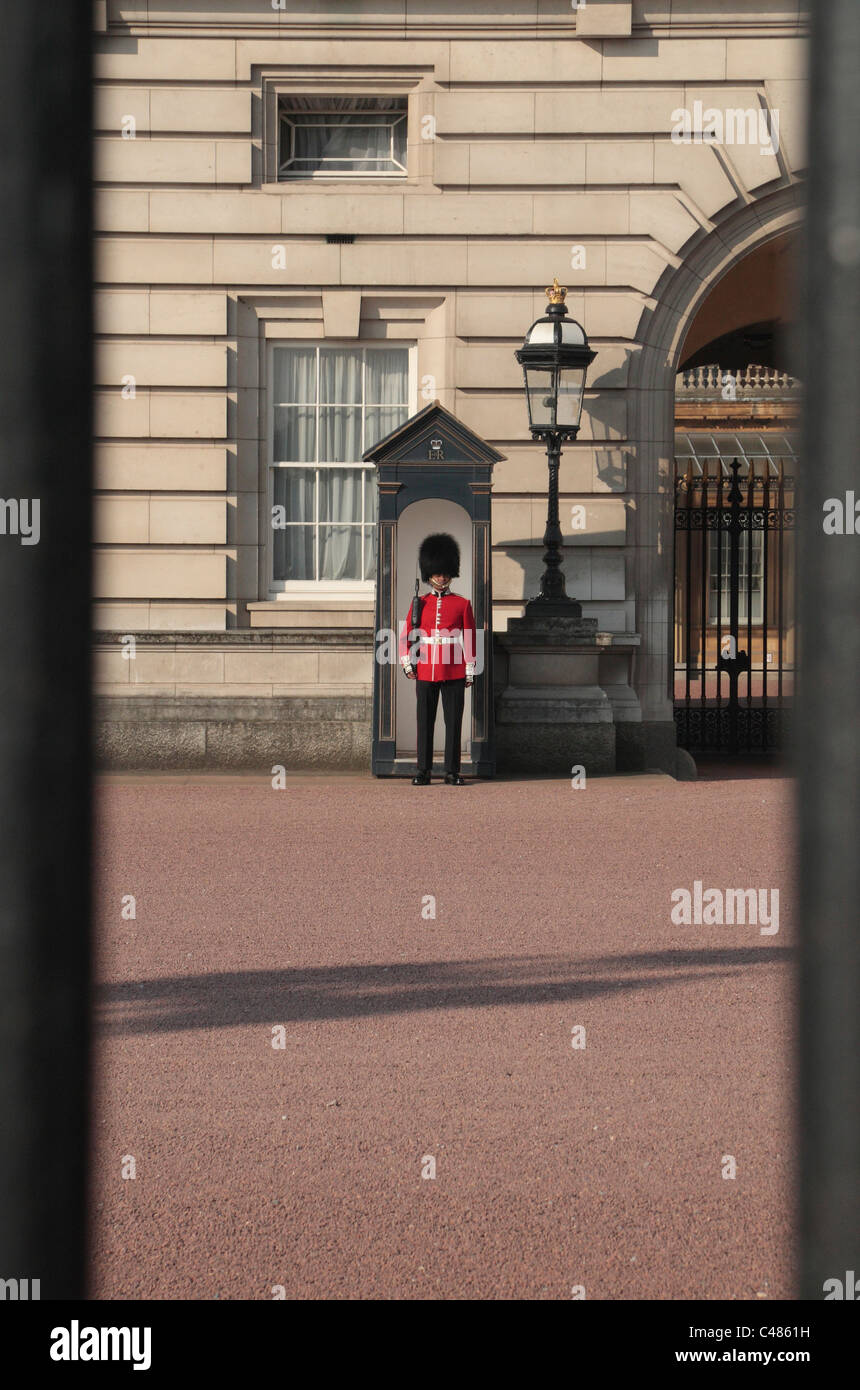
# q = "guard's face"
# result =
<box><xmin>430</xmin><ymin>573</ymin><xmax>451</xmax><ymax>589</ymax></box>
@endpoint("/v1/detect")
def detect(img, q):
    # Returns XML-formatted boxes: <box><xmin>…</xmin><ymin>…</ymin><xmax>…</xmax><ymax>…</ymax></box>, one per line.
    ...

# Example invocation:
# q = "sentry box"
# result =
<box><xmin>363</xmin><ymin>401</ymin><xmax>503</xmax><ymax>778</ymax></box>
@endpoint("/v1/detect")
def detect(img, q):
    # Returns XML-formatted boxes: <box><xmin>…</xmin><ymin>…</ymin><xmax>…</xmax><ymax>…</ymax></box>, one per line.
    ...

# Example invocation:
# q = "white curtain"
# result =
<box><xmin>272</xmin><ymin>468</ymin><xmax>314</xmax><ymax>582</ymax></box>
<box><xmin>287</xmin><ymin>114</ymin><xmax>402</xmax><ymax>173</ymax></box>
<box><xmin>365</xmin><ymin>347</ymin><xmax>409</xmax><ymax>449</ymax></box>
<box><xmin>272</xmin><ymin>346</ymin><xmax>408</xmax><ymax>582</ymax></box>
<box><xmin>273</xmin><ymin>348</ymin><xmax>316</xmax><ymax>463</ymax></box>
<box><xmin>319</xmin><ymin>468</ymin><xmax>361</xmax><ymax>581</ymax></box>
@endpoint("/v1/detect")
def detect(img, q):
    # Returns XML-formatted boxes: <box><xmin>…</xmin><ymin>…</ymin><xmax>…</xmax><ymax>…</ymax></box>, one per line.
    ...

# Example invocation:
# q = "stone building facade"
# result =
<box><xmin>92</xmin><ymin>0</ymin><xmax>807</xmax><ymax>772</ymax></box>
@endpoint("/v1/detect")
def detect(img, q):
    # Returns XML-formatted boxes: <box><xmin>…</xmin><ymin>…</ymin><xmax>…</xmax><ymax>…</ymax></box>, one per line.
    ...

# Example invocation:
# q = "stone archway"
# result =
<box><xmin>626</xmin><ymin>186</ymin><xmax>804</xmax><ymax>772</ymax></box>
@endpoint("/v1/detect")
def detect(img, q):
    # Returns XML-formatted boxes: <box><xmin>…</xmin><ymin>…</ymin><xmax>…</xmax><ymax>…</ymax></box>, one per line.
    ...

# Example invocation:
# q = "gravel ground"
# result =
<box><xmin>90</xmin><ymin>769</ymin><xmax>796</xmax><ymax>1300</ymax></box>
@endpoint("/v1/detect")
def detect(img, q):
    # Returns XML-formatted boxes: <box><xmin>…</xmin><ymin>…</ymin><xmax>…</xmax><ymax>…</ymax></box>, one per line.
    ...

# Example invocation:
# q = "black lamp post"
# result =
<box><xmin>515</xmin><ymin>277</ymin><xmax>596</xmax><ymax>612</ymax></box>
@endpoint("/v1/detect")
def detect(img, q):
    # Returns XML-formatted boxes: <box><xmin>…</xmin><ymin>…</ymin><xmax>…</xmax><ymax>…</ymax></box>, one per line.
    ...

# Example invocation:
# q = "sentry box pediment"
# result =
<box><xmin>363</xmin><ymin>402</ymin><xmax>504</xmax><ymax>779</ymax></box>
<box><xmin>363</xmin><ymin>399</ymin><xmax>505</xmax><ymax>472</ymax></box>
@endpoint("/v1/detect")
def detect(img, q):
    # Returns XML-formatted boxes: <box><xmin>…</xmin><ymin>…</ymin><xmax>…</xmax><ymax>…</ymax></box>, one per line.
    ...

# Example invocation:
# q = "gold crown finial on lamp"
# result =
<box><xmin>545</xmin><ymin>276</ymin><xmax>567</xmax><ymax>305</ymax></box>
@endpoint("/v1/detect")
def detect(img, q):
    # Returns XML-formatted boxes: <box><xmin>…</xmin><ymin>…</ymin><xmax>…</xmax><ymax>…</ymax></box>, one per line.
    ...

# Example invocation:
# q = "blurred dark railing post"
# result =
<box><xmin>0</xmin><ymin>4</ymin><xmax>92</xmax><ymax>1297</ymax></box>
<box><xmin>799</xmin><ymin>0</ymin><xmax>860</xmax><ymax>1299</ymax></box>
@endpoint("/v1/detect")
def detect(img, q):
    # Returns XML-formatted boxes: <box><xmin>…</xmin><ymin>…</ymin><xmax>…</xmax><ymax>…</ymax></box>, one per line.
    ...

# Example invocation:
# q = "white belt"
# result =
<box><xmin>424</xmin><ymin>635</ymin><xmax>458</xmax><ymax>645</ymax></box>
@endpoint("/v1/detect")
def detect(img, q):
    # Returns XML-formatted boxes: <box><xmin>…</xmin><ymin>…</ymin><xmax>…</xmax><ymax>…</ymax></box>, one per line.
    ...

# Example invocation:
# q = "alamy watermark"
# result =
<box><xmin>670</xmin><ymin>880</ymin><xmax>779</xmax><ymax>935</ymax></box>
<box><xmin>378</xmin><ymin>624</ymin><xmax>485</xmax><ymax>674</ymax></box>
<box><xmin>50</xmin><ymin>1322</ymin><xmax>151</xmax><ymax>1371</ymax></box>
<box><xmin>0</xmin><ymin>497</ymin><xmax>40</xmax><ymax>545</ymax></box>
<box><xmin>822</xmin><ymin>490</ymin><xmax>860</xmax><ymax>534</ymax></box>
<box><xmin>671</xmin><ymin>101</ymin><xmax>779</xmax><ymax>157</ymax></box>
<box><xmin>0</xmin><ymin>1277</ymin><xmax>40</xmax><ymax>1300</ymax></box>
<box><xmin>823</xmin><ymin>1271</ymin><xmax>860</xmax><ymax>1299</ymax></box>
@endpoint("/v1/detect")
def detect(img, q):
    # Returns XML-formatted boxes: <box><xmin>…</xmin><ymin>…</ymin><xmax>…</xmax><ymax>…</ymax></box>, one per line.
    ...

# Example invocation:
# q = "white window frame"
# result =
<box><xmin>266</xmin><ymin>341</ymin><xmax>416</xmax><ymax>597</ymax></box>
<box><xmin>707</xmin><ymin>529</ymin><xmax>765</xmax><ymax>627</ymax></box>
<box><xmin>278</xmin><ymin>97</ymin><xmax>408</xmax><ymax>181</ymax></box>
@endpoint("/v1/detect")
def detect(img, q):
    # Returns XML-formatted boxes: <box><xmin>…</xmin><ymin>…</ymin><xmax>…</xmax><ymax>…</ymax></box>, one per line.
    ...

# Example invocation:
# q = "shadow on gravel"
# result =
<box><xmin>98</xmin><ymin>946</ymin><xmax>793</xmax><ymax>1035</ymax></box>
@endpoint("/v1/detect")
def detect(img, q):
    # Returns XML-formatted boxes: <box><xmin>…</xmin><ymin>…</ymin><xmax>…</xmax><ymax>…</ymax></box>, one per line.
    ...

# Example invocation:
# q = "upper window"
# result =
<box><xmin>278</xmin><ymin>96</ymin><xmax>407</xmax><ymax>180</ymax></box>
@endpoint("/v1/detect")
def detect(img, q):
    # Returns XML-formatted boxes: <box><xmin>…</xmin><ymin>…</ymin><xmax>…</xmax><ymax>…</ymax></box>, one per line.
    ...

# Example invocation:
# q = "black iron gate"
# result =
<box><xmin>674</xmin><ymin>456</ymin><xmax>795</xmax><ymax>754</ymax></box>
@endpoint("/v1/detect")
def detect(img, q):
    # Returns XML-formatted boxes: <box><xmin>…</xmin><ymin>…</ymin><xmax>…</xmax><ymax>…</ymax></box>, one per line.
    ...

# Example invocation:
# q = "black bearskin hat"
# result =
<box><xmin>418</xmin><ymin>532</ymin><xmax>460</xmax><ymax>583</ymax></box>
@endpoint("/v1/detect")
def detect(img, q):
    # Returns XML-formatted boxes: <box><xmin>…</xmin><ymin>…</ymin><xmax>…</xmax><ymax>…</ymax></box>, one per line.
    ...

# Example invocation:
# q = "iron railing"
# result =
<box><xmin>673</xmin><ymin>456</ymin><xmax>795</xmax><ymax>754</ymax></box>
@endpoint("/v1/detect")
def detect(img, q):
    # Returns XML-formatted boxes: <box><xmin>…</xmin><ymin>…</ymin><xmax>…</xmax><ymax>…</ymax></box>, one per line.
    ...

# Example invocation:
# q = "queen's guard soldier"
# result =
<box><xmin>399</xmin><ymin>533</ymin><xmax>476</xmax><ymax>785</ymax></box>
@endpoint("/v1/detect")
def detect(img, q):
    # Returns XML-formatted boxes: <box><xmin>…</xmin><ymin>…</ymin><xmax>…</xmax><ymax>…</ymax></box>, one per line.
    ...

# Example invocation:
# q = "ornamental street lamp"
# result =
<box><xmin>515</xmin><ymin>277</ymin><xmax>596</xmax><ymax>610</ymax></box>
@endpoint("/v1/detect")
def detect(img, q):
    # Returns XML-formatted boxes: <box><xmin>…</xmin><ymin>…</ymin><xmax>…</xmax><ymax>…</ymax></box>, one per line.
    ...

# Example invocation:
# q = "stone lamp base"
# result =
<box><xmin>495</xmin><ymin>609</ymin><xmax>640</xmax><ymax>775</ymax></box>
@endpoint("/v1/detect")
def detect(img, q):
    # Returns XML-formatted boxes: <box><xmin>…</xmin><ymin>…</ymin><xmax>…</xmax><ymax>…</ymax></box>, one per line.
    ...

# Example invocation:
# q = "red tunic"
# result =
<box><xmin>399</xmin><ymin>589</ymin><xmax>477</xmax><ymax>682</ymax></box>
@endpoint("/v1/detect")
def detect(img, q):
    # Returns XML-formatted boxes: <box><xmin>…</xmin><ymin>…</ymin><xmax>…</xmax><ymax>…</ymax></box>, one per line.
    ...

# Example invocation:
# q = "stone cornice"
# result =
<box><xmin>92</xmin><ymin>629</ymin><xmax>374</xmax><ymax>647</ymax></box>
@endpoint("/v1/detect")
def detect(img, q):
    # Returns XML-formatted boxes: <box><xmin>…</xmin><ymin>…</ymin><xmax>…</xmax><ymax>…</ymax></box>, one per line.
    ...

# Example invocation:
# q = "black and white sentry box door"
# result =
<box><xmin>363</xmin><ymin>401</ymin><xmax>502</xmax><ymax>778</ymax></box>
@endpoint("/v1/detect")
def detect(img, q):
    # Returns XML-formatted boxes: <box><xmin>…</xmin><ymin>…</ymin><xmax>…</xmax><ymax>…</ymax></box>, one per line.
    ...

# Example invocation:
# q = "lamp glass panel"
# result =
<box><xmin>524</xmin><ymin>365</ymin><xmax>557</xmax><ymax>429</ymax></box>
<box><xmin>556</xmin><ymin>365</ymin><xmax>586</xmax><ymax>429</ymax></box>
<box><xmin>559</xmin><ymin>319</ymin><xmax>586</xmax><ymax>346</ymax></box>
<box><xmin>526</xmin><ymin>321</ymin><xmax>556</xmax><ymax>345</ymax></box>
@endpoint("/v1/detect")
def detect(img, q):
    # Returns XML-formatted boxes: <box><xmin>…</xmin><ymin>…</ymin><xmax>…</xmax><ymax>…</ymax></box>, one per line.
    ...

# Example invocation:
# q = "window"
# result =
<box><xmin>278</xmin><ymin>96</ymin><xmax>407</xmax><ymax>180</ymax></box>
<box><xmin>708</xmin><ymin>530</ymin><xmax>764</xmax><ymax>626</ymax></box>
<box><xmin>674</xmin><ymin>432</ymin><xmax>795</xmax><ymax>630</ymax></box>
<box><xmin>269</xmin><ymin>345</ymin><xmax>411</xmax><ymax>589</ymax></box>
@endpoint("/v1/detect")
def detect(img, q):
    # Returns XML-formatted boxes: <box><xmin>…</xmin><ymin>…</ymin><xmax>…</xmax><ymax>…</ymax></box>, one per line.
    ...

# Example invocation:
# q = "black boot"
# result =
<box><xmin>444</xmin><ymin>773</ymin><xmax>465</xmax><ymax>785</ymax></box>
<box><xmin>412</xmin><ymin>773</ymin><xmax>431</xmax><ymax>785</ymax></box>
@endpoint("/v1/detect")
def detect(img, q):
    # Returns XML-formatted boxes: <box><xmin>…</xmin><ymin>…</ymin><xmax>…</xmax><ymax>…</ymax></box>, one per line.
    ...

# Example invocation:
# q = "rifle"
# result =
<box><xmin>408</xmin><ymin>575</ymin><xmax>422</xmax><ymax>674</ymax></box>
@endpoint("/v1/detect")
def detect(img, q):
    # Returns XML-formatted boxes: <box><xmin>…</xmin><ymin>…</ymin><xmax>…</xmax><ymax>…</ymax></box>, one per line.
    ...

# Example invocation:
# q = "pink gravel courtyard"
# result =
<box><xmin>90</xmin><ymin>769</ymin><xmax>796</xmax><ymax>1300</ymax></box>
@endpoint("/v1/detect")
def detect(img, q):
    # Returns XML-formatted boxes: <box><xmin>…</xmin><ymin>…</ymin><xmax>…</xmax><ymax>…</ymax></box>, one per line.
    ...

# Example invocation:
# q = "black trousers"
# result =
<box><xmin>416</xmin><ymin>677</ymin><xmax>466</xmax><ymax>775</ymax></box>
